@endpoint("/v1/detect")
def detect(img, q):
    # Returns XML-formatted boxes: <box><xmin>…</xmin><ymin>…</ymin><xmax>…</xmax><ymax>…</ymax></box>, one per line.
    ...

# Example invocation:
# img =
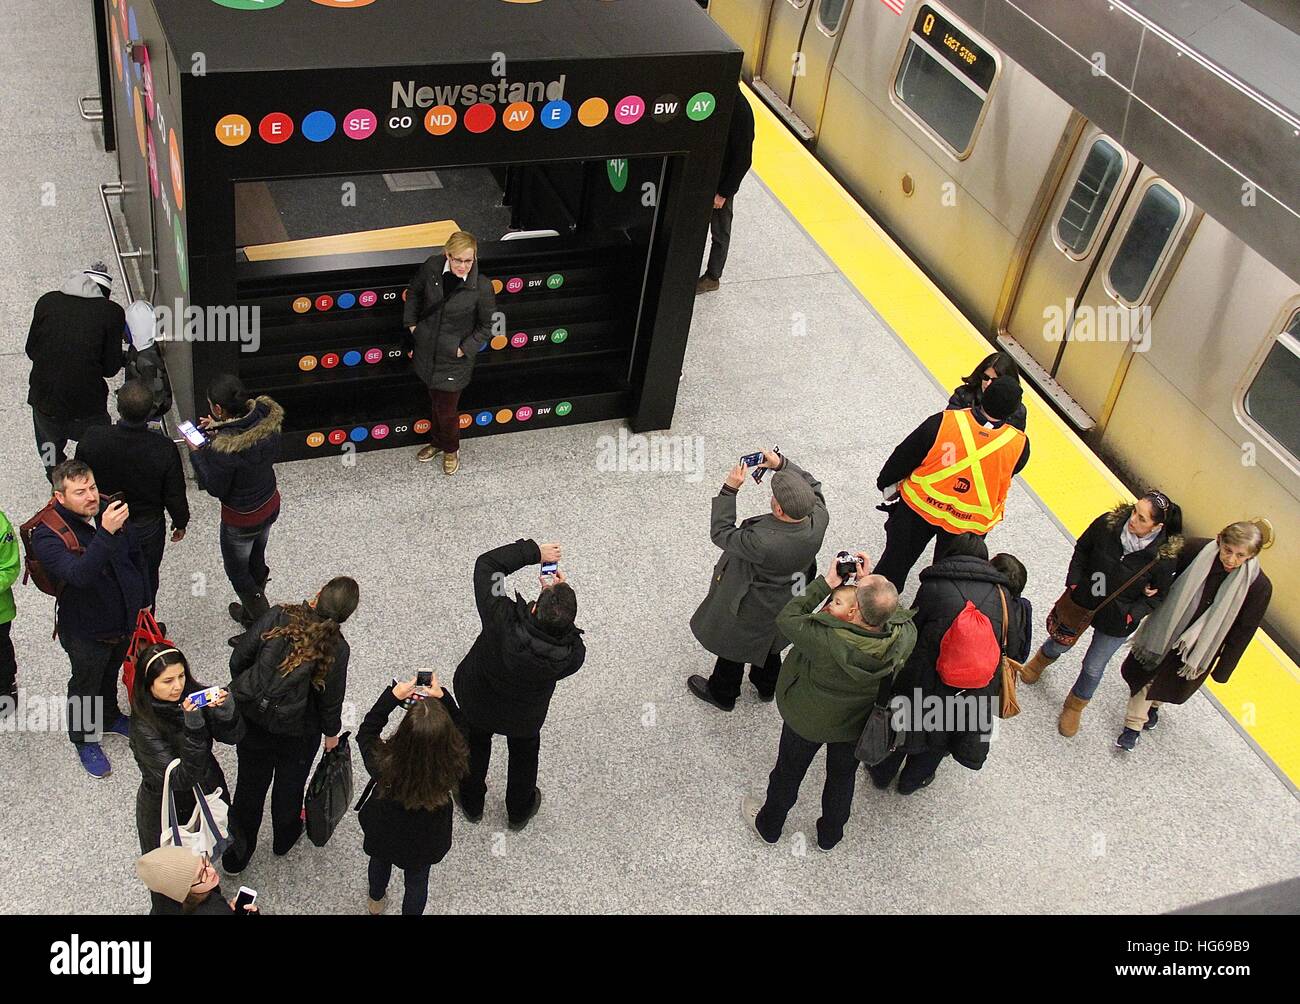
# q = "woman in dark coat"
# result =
<box><xmin>1116</xmin><ymin>519</ymin><xmax>1273</xmax><ymax>751</ymax></box>
<box><xmin>402</xmin><ymin>230</ymin><xmax>496</xmax><ymax>475</ymax></box>
<box><xmin>1020</xmin><ymin>492</ymin><xmax>1183</xmax><ymax>737</ymax></box>
<box><xmin>358</xmin><ymin>673</ymin><xmax>469</xmax><ymax>916</ymax></box>
<box><xmin>868</xmin><ymin>534</ymin><xmax>1023</xmax><ymax>794</ymax></box>
<box><xmin>947</xmin><ymin>351</ymin><xmax>1027</xmax><ymax>432</ymax></box>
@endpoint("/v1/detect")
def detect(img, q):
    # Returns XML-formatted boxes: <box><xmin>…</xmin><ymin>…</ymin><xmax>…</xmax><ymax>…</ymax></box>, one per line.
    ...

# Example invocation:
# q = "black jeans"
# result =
<box><xmin>219</xmin><ymin>513</ymin><xmax>276</xmax><ymax>598</ymax></box>
<box><xmin>708</xmin><ymin>650</ymin><xmax>781</xmax><ymax>705</ymax></box>
<box><xmin>0</xmin><ymin>620</ymin><xmax>15</xmax><ymax>694</ymax></box>
<box><xmin>32</xmin><ymin>408</ymin><xmax>110</xmax><ymax>481</ymax></box>
<box><xmin>229</xmin><ymin>724</ymin><xmax>319</xmax><ymax>860</ymax></box>
<box><xmin>459</xmin><ymin>726</ymin><xmax>541</xmax><ymax>824</ymax></box>
<box><xmin>59</xmin><ymin>632</ymin><xmax>128</xmax><ymax>745</ymax></box>
<box><xmin>367</xmin><ymin>855</ymin><xmax>432</xmax><ymax>916</ymax></box>
<box><xmin>867</xmin><ymin>748</ymin><xmax>947</xmax><ymax>790</ymax></box>
<box><xmin>874</xmin><ymin>502</ymin><xmax>964</xmax><ymax>593</ymax></box>
<box><xmin>755</xmin><ymin>722</ymin><xmax>860</xmax><ymax>847</ymax></box>
<box><xmin>134</xmin><ymin>516</ymin><xmax>166</xmax><ymax>610</ymax></box>
<box><xmin>705</xmin><ymin>196</ymin><xmax>735</xmax><ymax>279</ymax></box>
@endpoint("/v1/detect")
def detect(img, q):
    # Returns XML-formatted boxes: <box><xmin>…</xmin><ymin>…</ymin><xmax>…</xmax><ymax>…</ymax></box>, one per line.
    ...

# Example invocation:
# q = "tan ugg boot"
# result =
<box><xmin>1058</xmin><ymin>694</ymin><xmax>1089</xmax><ymax>737</ymax></box>
<box><xmin>1018</xmin><ymin>649</ymin><xmax>1055</xmax><ymax>684</ymax></box>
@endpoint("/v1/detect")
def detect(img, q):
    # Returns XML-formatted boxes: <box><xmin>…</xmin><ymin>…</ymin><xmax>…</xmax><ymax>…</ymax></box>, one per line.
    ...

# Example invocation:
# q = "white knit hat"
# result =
<box><xmin>85</xmin><ymin>261</ymin><xmax>113</xmax><ymax>292</ymax></box>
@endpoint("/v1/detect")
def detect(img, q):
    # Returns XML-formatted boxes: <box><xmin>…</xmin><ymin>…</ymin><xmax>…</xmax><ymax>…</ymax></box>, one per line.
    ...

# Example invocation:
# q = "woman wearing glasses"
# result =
<box><xmin>136</xmin><ymin>847</ymin><xmax>260</xmax><ymax>915</ymax></box>
<box><xmin>947</xmin><ymin>352</ymin><xmax>1028</xmax><ymax>431</ymax></box>
<box><xmin>402</xmin><ymin>230</ymin><xmax>497</xmax><ymax>475</ymax></box>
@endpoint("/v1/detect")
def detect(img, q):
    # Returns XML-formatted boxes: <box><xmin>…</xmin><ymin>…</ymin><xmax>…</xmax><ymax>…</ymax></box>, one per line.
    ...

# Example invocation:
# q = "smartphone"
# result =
<box><xmin>188</xmin><ymin>686</ymin><xmax>222</xmax><ymax>709</ymax></box>
<box><xmin>101</xmin><ymin>491</ymin><xmax>125</xmax><ymax>506</ymax></box>
<box><xmin>415</xmin><ymin>670</ymin><xmax>433</xmax><ymax>689</ymax></box>
<box><xmin>739</xmin><ymin>451</ymin><xmax>764</xmax><ymax>468</ymax></box>
<box><xmin>177</xmin><ymin>419</ymin><xmax>208</xmax><ymax>448</ymax></box>
<box><xmin>753</xmin><ymin>446</ymin><xmax>780</xmax><ymax>484</ymax></box>
<box><xmin>540</xmin><ymin>561</ymin><xmax>558</xmax><ymax>579</ymax></box>
<box><xmin>234</xmin><ymin>886</ymin><xmax>257</xmax><ymax>913</ymax></box>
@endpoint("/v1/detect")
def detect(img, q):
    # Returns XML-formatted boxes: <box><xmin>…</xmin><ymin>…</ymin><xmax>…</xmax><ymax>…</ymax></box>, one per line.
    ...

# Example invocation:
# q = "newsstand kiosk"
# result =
<box><xmin>102</xmin><ymin>0</ymin><xmax>740</xmax><ymax>460</ymax></box>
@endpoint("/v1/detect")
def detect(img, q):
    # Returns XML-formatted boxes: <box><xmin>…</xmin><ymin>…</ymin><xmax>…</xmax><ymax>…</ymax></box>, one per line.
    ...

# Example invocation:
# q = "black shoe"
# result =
<box><xmin>897</xmin><ymin>773</ymin><xmax>935</xmax><ymax>796</ymax></box>
<box><xmin>752</xmin><ymin>683</ymin><xmax>775</xmax><ymax>703</ymax></box>
<box><xmin>1143</xmin><ymin>707</ymin><xmax>1159</xmax><ymax>731</ymax></box>
<box><xmin>221</xmin><ymin>846</ymin><xmax>249</xmax><ymax>876</ymax></box>
<box><xmin>451</xmin><ymin>789</ymin><xmax>482</xmax><ymax>824</ymax></box>
<box><xmin>507</xmin><ymin>789</ymin><xmax>543</xmax><ymax>832</ymax></box>
<box><xmin>865</xmin><ymin>760</ymin><xmax>899</xmax><ymax>791</ymax></box>
<box><xmin>687</xmin><ymin>675</ymin><xmax>735</xmax><ymax>712</ymax></box>
<box><xmin>273</xmin><ymin>817</ymin><xmax>304</xmax><ymax>856</ymax></box>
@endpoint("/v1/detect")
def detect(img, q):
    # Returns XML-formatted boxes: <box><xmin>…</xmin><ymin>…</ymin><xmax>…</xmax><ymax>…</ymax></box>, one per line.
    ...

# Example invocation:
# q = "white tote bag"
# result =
<box><xmin>159</xmin><ymin>758</ymin><xmax>232</xmax><ymax>858</ymax></box>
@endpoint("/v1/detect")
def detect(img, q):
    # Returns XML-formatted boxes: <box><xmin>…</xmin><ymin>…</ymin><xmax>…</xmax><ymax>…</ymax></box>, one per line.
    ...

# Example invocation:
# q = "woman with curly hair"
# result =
<box><xmin>224</xmin><ymin>576</ymin><xmax>359</xmax><ymax>873</ymax></box>
<box><xmin>357</xmin><ymin>671</ymin><xmax>469</xmax><ymax>915</ymax></box>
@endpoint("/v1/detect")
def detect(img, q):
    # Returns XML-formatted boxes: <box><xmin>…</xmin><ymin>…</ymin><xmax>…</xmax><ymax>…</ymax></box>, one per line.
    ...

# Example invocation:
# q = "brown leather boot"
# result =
<box><xmin>1018</xmin><ymin>649</ymin><xmax>1055</xmax><ymax>684</ymax></box>
<box><xmin>1058</xmin><ymin>694</ymin><xmax>1089</xmax><ymax>737</ymax></box>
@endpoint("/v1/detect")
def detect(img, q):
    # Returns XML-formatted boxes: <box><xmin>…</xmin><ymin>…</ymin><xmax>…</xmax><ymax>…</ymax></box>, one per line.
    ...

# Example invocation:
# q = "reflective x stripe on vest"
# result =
<box><xmin>901</xmin><ymin>410</ymin><xmax>1025</xmax><ymax>534</ymax></box>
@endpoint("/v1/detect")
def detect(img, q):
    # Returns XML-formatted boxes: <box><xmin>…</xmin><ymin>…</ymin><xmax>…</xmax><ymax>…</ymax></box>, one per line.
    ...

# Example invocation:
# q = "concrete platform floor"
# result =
<box><xmin>0</xmin><ymin>0</ymin><xmax>1296</xmax><ymax>915</ymax></box>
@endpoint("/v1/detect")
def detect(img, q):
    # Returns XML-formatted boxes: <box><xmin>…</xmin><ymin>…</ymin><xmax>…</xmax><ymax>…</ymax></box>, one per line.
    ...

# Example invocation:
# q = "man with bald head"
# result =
<box><xmin>741</xmin><ymin>554</ymin><xmax>917</xmax><ymax>852</ymax></box>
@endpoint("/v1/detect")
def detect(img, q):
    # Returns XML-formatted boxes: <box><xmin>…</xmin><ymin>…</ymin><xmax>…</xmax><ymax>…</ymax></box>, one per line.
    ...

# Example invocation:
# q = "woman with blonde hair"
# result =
<box><xmin>1115</xmin><ymin>520</ymin><xmax>1273</xmax><ymax>751</ymax></box>
<box><xmin>402</xmin><ymin>230</ymin><xmax>497</xmax><ymax>475</ymax></box>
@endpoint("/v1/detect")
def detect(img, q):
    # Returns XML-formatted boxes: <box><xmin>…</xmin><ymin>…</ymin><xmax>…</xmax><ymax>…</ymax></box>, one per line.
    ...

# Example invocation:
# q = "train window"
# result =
<box><xmin>817</xmin><ymin>0</ymin><xmax>847</xmax><ymax>35</ymax></box>
<box><xmin>1105</xmin><ymin>182</ymin><xmax>1183</xmax><ymax>305</ymax></box>
<box><xmin>892</xmin><ymin>5</ymin><xmax>997</xmax><ymax>158</ymax></box>
<box><xmin>1243</xmin><ymin>312</ymin><xmax>1300</xmax><ymax>462</ymax></box>
<box><xmin>1056</xmin><ymin>138</ymin><xmax>1125</xmax><ymax>258</ymax></box>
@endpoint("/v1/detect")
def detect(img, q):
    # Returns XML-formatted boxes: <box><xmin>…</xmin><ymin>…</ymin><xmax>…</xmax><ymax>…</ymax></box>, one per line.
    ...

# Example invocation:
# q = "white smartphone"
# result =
<box><xmin>177</xmin><ymin>419</ymin><xmax>208</xmax><ymax>448</ymax></box>
<box><xmin>234</xmin><ymin>886</ymin><xmax>257</xmax><ymax>913</ymax></box>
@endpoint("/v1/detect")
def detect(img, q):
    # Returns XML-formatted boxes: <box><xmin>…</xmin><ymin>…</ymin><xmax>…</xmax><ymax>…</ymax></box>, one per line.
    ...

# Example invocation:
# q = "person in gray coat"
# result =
<box><xmin>688</xmin><ymin>450</ymin><xmax>829</xmax><ymax>711</ymax></box>
<box><xmin>402</xmin><ymin>230</ymin><xmax>496</xmax><ymax>475</ymax></box>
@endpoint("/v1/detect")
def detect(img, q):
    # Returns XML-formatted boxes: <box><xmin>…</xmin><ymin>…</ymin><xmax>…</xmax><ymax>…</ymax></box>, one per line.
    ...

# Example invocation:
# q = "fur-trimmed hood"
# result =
<box><xmin>1103</xmin><ymin>503</ymin><xmax>1183</xmax><ymax>559</ymax></box>
<box><xmin>208</xmin><ymin>395</ymin><xmax>284</xmax><ymax>454</ymax></box>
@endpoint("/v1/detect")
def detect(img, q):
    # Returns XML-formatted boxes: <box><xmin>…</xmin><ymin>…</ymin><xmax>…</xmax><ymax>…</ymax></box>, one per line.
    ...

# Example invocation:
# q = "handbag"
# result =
<box><xmin>159</xmin><ymin>758</ymin><xmax>232</xmax><ymax>858</ymax></box>
<box><xmin>1045</xmin><ymin>556</ymin><xmax>1161</xmax><ymax>648</ymax></box>
<box><xmin>122</xmin><ymin>608</ymin><xmax>171</xmax><ymax>696</ymax></box>
<box><xmin>305</xmin><ymin>732</ymin><xmax>354</xmax><ymax>848</ymax></box>
<box><xmin>996</xmin><ymin>588</ymin><xmax>1021</xmax><ymax>719</ymax></box>
<box><xmin>854</xmin><ymin>677</ymin><xmax>898</xmax><ymax>766</ymax></box>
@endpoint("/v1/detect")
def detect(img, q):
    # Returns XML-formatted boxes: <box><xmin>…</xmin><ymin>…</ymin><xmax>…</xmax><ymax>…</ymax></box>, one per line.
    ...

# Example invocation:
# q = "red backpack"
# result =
<box><xmin>935</xmin><ymin>596</ymin><xmax>1002</xmax><ymax>689</ymax></box>
<box><xmin>19</xmin><ymin>500</ymin><xmax>84</xmax><ymax>598</ymax></box>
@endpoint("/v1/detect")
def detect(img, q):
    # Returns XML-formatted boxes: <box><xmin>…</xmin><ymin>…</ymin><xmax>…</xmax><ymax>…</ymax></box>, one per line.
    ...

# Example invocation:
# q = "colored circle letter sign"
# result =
<box><xmin>216</xmin><ymin>114</ymin><xmax>252</xmax><ymax>147</ymax></box>
<box><xmin>687</xmin><ymin>92</ymin><xmax>716</xmax><ymax>121</ymax></box>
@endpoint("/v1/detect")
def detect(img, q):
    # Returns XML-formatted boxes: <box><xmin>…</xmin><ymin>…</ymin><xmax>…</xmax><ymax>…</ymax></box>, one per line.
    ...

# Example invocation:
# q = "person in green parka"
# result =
<box><xmin>0</xmin><ymin>510</ymin><xmax>19</xmax><ymax>713</ymax></box>
<box><xmin>742</xmin><ymin>551</ymin><xmax>917</xmax><ymax>851</ymax></box>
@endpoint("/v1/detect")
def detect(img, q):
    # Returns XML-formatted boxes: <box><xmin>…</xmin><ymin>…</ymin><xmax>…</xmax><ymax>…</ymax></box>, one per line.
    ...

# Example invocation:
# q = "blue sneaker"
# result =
<box><xmin>1115</xmin><ymin>728</ymin><xmax>1140</xmax><ymax>752</ymax></box>
<box><xmin>105</xmin><ymin>714</ymin><xmax>130</xmax><ymax>739</ymax></box>
<box><xmin>77</xmin><ymin>743</ymin><xmax>112</xmax><ymax>778</ymax></box>
<box><xmin>1143</xmin><ymin>707</ymin><xmax>1159</xmax><ymax>731</ymax></box>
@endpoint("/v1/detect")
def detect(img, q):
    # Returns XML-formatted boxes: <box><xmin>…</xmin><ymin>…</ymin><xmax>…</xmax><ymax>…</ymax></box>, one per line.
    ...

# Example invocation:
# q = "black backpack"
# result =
<box><xmin>124</xmin><ymin>343</ymin><xmax>173</xmax><ymax>419</ymax></box>
<box><xmin>230</xmin><ymin>628</ymin><xmax>315</xmax><ymax>734</ymax></box>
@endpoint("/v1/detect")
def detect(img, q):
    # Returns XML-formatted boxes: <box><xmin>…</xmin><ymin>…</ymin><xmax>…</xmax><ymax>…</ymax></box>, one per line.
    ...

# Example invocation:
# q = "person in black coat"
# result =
<box><xmin>26</xmin><ymin>262</ymin><xmax>124</xmax><ymax>481</ymax></box>
<box><xmin>223</xmin><ymin>577</ymin><xmax>358</xmax><ymax>873</ymax></box>
<box><xmin>696</xmin><ymin>81</ymin><xmax>755</xmax><ymax>293</ymax></box>
<box><xmin>869</xmin><ymin>534</ymin><xmax>1023</xmax><ymax>794</ymax></box>
<box><xmin>76</xmin><ymin>380</ymin><xmax>190</xmax><ymax>610</ymax></box>
<box><xmin>453</xmin><ymin>539</ymin><xmax>585</xmax><ymax>829</ymax></box>
<box><xmin>1020</xmin><ymin>493</ymin><xmax>1183</xmax><ymax>738</ymax></box>
<box><xmin>128</xmin><ymin>642</ymin><xmax>242</xmax><ymax>913</ymax></box>
<box><xmin>357</xmin><ymin>673</ymin><xmax>469</xmax><ymax>916</ymax></box>
<box><xmin>188</xmin><ymin>374</ymin><xmax>284</xmax><ymax>632</ymax></box>
<box><xmin>947</xmin><ymin>352</ymin><xmax>1027</xmax><ymax>432</ymax></box>
<box><xmin>402</xmin><ymin>230</ymin><xmax>496</xmax><ymax>473</ymax></box>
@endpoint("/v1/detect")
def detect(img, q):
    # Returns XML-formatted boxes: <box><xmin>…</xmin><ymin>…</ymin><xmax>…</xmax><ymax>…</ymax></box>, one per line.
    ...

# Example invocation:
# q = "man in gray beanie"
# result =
<box><xmin>688</xmin><ymin>450</ymin><xmax>829</xmax><ymax>711</ymax></box>
<box><xmin>26</xmin><ymin>261</ymin><xmax>125</xmax><ymax>481</ymax></box>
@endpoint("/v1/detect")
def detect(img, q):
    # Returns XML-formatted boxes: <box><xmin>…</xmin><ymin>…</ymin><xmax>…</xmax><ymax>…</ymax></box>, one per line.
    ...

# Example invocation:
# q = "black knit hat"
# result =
<box><xmin>981</xmin><ymin>376</ymin><xmax>1022</xmax><ymax>421</ymax></box>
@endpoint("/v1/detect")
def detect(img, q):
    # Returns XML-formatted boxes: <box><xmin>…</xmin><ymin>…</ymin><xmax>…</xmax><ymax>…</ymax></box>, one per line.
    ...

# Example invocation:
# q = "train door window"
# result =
<box><xmin>817</xmin><ymin>0</ymin><xmax>847</xmax><ymax>36</ymax></box>
<box><xmin>1104</xmin><ymin>182</ymin><xmax>1184</xmax><ymax>305</ymax></box>
<box><xmin>1055</xmin><ymin>138</ymin><xmax>1125</xmax><ymax>259</ymax></box>
<box><xmin>1242</xmin><ymin>310</ymin><xmax>1300</xmax><ymax>463</ymax></box>
<box><xmin>891</xmin><ymin>4</ymin><xmax>997</xmax><ymax>159</ymax></box>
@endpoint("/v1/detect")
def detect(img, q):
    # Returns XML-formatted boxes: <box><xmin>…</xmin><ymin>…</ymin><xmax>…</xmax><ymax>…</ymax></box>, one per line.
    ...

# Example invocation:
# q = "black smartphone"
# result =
<box><xmin>415</xmin><ymin>670</ymin><xmax>433</xmax><ymax>688</ymax></box>
<box><xmin>102</xmin><ymin>492</ymin><xmax>125</xmax><ymax>506</ymax></box>
<box><xmin>753</xmin><ymin>446</ymin><xmax>780</xmax><ymax>484</ymax></box>
<box><xmin>176</xmin><ymin>419</ymin><xmax>209</xmax><ymax>448</ymax></box>
<box><xmin>739</xmin><ymin>451</ymin><xmax>764</xmax><ymax>468</ymax></box>
<box><xmin>234</xmin><ymin>886</ymin><xmax>257</xmax><ymax>913</ymax></box>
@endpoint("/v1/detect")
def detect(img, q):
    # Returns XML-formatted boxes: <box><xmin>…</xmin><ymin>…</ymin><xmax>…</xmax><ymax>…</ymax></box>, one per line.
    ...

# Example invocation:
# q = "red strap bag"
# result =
<box><xmin>122</xmin><ymin>609</ymin><xmax>173</xmax><ymax>696</ymax></box>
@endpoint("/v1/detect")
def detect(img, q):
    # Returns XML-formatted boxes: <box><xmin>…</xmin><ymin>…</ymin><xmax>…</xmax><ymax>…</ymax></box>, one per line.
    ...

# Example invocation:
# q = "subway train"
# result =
<box><xmin>705</xmin><ymin>0</ymin><xmax>1300</xmax><ymax>657</ymax></box>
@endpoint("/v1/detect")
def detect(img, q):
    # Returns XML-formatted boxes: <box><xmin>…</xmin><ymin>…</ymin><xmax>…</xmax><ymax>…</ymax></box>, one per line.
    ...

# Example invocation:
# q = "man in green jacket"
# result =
<box><xmin>742</xmin><ymin>551</ymin><xmax>917</xmax><ymax>851</ymax></box>
<box><xmin>0</xmin><ymin>510</ymin><xmax>19</xmax><ymax>715</ymax></box>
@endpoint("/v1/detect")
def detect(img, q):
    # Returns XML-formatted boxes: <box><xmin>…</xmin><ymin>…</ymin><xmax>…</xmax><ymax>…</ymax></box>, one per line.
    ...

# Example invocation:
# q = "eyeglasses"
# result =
<box><xmin>448</xmin><ymin>256</ymin><xmax>475</xmax><ymax>266</ymax></box>
<box><xmin>191</xmin><ymin>853</ymin><xmax>211</xmax><ymax>888</ymax></box>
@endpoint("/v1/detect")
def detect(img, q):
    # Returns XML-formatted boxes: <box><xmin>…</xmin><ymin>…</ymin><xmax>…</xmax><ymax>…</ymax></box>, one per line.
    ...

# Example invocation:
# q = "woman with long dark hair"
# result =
<box><xmin>224</xmin><ymin>576</ymin><xmax>358</xmax><ymax>873</ymax></box>
<box><xmin>947</xmin><ymin>351</ymin><xmax>1027</xmax><ymax>431</ymax></box>
<box><xmin>358</xmin><ymin>672</ymin><xmax>469</xmax><ymax>915</ymax></box>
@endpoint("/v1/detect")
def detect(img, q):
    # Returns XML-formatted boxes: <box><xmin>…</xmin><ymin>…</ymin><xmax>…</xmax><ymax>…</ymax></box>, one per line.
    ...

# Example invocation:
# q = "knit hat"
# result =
<box><xmin>85</xmin><ymin>262</ymin><xmax>113</xmax><ymax>293</ymax></box>
<box><xmin>981</xmin><ymin>376</ymin><xmax>1022</xmax><ymax>421</ymax></box>
<box><xmin>136</xmin><ymin>846</ymin><xmax>201</xmax><ymax>903</ymax></box>
<box><xmin>771</xmin><ymin>469</ymin><xmax>816</xmax><ymax>520</ymax></box>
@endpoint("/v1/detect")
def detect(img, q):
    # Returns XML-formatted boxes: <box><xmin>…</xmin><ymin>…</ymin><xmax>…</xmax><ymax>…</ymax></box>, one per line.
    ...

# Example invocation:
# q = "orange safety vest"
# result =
<box><xmin>900</xmin><ymin>409</ymin><xmax>1026</xmax><ymax>535</ymax></box>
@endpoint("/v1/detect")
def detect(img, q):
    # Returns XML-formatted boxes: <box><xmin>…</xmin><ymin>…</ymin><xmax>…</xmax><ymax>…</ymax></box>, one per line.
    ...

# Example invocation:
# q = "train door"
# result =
<box><xmin>752</xmin><ymin>0</ymin><xmax>852</xmax><ymax>140</ymax></box>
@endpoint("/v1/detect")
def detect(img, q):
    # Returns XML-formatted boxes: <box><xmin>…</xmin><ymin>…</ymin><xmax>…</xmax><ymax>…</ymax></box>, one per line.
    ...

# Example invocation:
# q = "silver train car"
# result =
<box><xmin>706</xmin><ymin>0</ymin><xmax>1300</xmax><ymax>656</ymax></box>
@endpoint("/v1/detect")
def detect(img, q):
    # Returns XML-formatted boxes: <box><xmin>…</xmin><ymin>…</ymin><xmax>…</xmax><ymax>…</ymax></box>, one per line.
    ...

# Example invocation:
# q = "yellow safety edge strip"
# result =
<box><xmin>742</xmin><ymin>84</ymin><xmax>1300</xmax><ymax>787</ymax></box>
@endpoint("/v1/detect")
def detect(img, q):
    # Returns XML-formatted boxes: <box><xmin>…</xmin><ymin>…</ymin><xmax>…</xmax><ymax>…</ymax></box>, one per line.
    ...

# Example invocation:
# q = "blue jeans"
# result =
<box><xmin>368</xmin><ymin>856</ymin><xmax>431</xmax><ymax>916</ymax></box>
<box><xmin>219</xmin><ymin>513</ymin><xmax>276</xmax><ymax>596</ymax></box>
<box><xmin>1041</xmin><ymin>629</ymin><xmax>1128</xmax><ymax>700</ymax></box>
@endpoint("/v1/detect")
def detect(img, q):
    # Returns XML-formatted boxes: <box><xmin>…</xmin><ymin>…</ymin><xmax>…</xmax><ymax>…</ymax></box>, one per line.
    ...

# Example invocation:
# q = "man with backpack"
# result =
<box><xmin>123</xmin><ymin>300</ymin><xmax>173</xmax><ymax>422</ymax></box>
<box><xmin>24</xmin><ymin>459</ymin><xmax>150</xmax><ymax>778</ymax></box>
<box><xmin>868</xmin><ymin>533</ymin><xmax>1022</xmax><ymax>795</ymax></box>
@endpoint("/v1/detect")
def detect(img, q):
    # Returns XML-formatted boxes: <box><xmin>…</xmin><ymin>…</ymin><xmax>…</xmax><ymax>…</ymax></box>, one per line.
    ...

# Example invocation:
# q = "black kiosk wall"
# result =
<box><xmin>104</xmin><ymin>0</ymin><xmax>741</xmax><ymax>461</ymax></box>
